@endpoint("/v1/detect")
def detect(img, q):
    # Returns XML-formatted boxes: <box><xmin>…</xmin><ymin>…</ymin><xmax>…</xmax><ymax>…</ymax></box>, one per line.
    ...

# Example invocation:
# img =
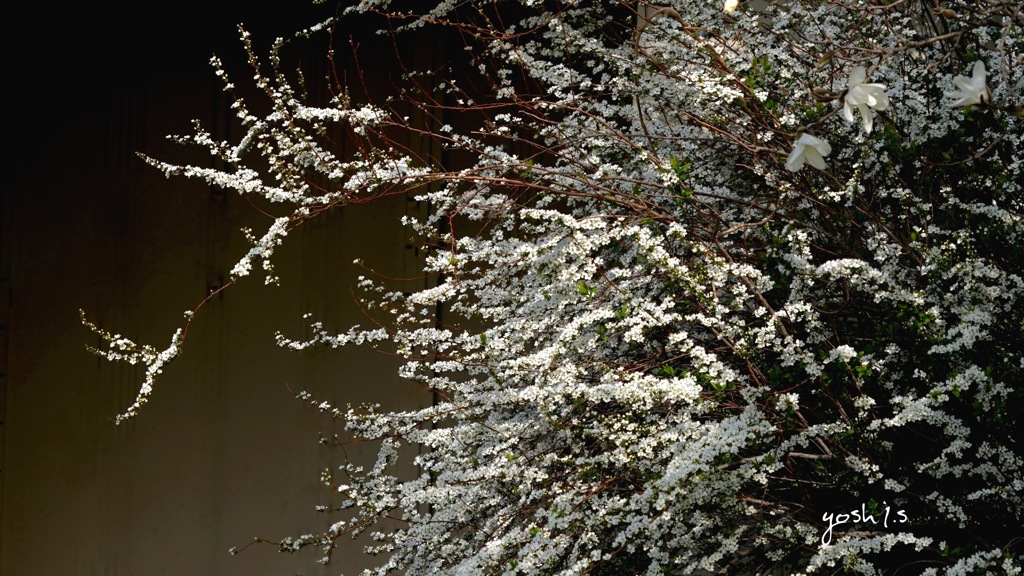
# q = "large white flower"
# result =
<box><xmin>786</xmin><ymin>133</ymin><xmax>831</xmax><ymax>172</ymax></box>
<box><xmin>843</xmin><ymin>66</ymin><xmax>889</xmax><ymax>134</ymax></box>
<box><xmin>946</xmin><ymin>60</ymin><xmax>990</xmax><ymax>107</ymax></box>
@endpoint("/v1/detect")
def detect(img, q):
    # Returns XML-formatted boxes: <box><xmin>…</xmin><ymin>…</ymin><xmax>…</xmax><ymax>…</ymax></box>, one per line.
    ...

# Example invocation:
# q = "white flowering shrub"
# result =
<box><xmin>87</xmin><ymin>1</ymin><xmax>1024</xmax><ymax>574</ymax></box>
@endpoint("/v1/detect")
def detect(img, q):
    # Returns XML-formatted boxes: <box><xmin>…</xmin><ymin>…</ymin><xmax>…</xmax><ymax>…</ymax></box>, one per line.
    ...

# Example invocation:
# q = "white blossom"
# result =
<box><xmin>785</xmin><ymin>133</ymin><xmax>832</xmax><ymax>172</ymax></box>
<box><xmin>946</xmin><ymin>60</ymin><xmax>990</xmax><ymax>107</ymax></box>
<box><xmin>843</xmin><ymin>66</ymin><xmax>889</xmax><ymax>133</ymax></box>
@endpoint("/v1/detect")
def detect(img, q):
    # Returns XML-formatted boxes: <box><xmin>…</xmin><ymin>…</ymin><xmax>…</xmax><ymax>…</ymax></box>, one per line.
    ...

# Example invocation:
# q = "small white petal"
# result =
<box><xmin>785</xmin><ymin>146</ymin><xmax>806</xmax><ymax>172</ymax></box>
<box><xmin>786</xmin><ymin>134</ymin><xmax>831</xmax><ymax>172</ymax></box>
<box><xmin>848</xmin><ymin>66</ymin><xmax>866</xmax><ymax>88</ymax></box>
<box><xmin>946</xmin><ymin>61</ymin><xmax>989</xmax><ymax>107</ymax></box>
<box><xmin>873</xmin><ymin>91</ymin><xmax>890</xmax><ymax>111</ymax></box>
<box><xmin>842</xmin><ymin>68</ymin><xmax>889</xmax><ymax>134</ymax></box>
<box><xmin>804</xmin><ymin>147</ymin><xmax>827</xmax><ymax>170</ymax></box>
<box><xmin>805</xmin><ymin>134</ymin><xmax>831</xmax><ymax>156</ymax></box>
<box><xmin>859</xmin><ymin>103</ymin><xmax>873</xmax><ymax>133</ymax></box>
<box><xmin>972</xmin><ymin>60</ymin><xmax>986</xmax><ymax>82</ymax></box>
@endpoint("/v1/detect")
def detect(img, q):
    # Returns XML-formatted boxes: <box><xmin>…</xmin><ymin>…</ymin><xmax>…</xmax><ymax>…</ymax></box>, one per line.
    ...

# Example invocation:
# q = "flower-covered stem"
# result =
<box><xmin>89</xmin><ymin>0</ymin><xmax>1024</xmax><ymax>573</ymax></box>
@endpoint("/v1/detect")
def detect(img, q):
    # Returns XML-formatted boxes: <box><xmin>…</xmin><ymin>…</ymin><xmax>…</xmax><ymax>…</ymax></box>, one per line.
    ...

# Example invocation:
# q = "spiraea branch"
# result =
<box><xmin>87</xmin><ymin>1</ymin><xmax>1023</xmax><ymax>574</ymax></box>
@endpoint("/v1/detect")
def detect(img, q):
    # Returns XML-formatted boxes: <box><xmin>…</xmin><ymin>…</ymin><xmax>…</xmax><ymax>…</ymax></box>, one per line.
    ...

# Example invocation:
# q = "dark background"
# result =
<box><xmin>3</xmin><ymin>3</ymin><xmax>436</xmax><ymax>575</ymax></box>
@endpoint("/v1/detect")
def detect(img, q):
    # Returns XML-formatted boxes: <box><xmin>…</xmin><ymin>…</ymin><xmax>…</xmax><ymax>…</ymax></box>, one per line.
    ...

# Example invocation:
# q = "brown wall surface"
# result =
<box><xmin>3</xmin><ymin>5</ymin><xmax>437</xmax><ymax>575</ymax></box>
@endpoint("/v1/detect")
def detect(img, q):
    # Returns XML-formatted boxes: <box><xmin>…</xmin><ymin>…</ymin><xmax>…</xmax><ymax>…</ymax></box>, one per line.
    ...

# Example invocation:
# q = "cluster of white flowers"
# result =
<box><xmin>786</xmin><ymin>59</ymin><xmax>997</xmax><ymax>173</ymax></box>
<box><xmin>81</xmin><ymin>310</ymin><xmax>186</xmax><ymax>424</ymax></box>
<box><xmin>91</xmin><ymin>0</ymin><xmax>1022</xmax><ymax>573</ymax></box>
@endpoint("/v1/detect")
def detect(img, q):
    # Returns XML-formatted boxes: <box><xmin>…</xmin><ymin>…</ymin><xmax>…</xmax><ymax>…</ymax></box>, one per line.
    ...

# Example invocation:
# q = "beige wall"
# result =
<box><xmin>3</xmin><ymin>7</ymin><xmax>438</xmax><ymax>575</ymax></box>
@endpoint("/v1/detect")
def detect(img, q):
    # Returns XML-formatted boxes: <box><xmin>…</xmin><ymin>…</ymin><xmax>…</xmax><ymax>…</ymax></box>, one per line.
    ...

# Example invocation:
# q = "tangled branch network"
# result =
<box><xmin>87</xmin><ymin>0</ymin><xmax>1023</xmax><ymax>574</ymax></box>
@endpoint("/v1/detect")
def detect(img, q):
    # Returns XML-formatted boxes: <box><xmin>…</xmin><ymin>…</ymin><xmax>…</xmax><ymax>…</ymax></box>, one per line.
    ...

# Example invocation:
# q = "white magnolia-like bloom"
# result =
<box><xmin>946</xmin><ymin>60</ymin><xmax>990</xmax><ymax>107</ymax></box>
<box><xmin>843</xmin><ymin>66</ymin><xmax>889</xmax><ymax>133</ymax></box>
<box><xmin>786</xmin><ymin>133</ymin><xmax>831</xmax><ymax>172</ymax></box>
<box><xmin>723</xmin><ymin>0</ymin><xmax>739</xmax><ymax>13</ymax></box>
